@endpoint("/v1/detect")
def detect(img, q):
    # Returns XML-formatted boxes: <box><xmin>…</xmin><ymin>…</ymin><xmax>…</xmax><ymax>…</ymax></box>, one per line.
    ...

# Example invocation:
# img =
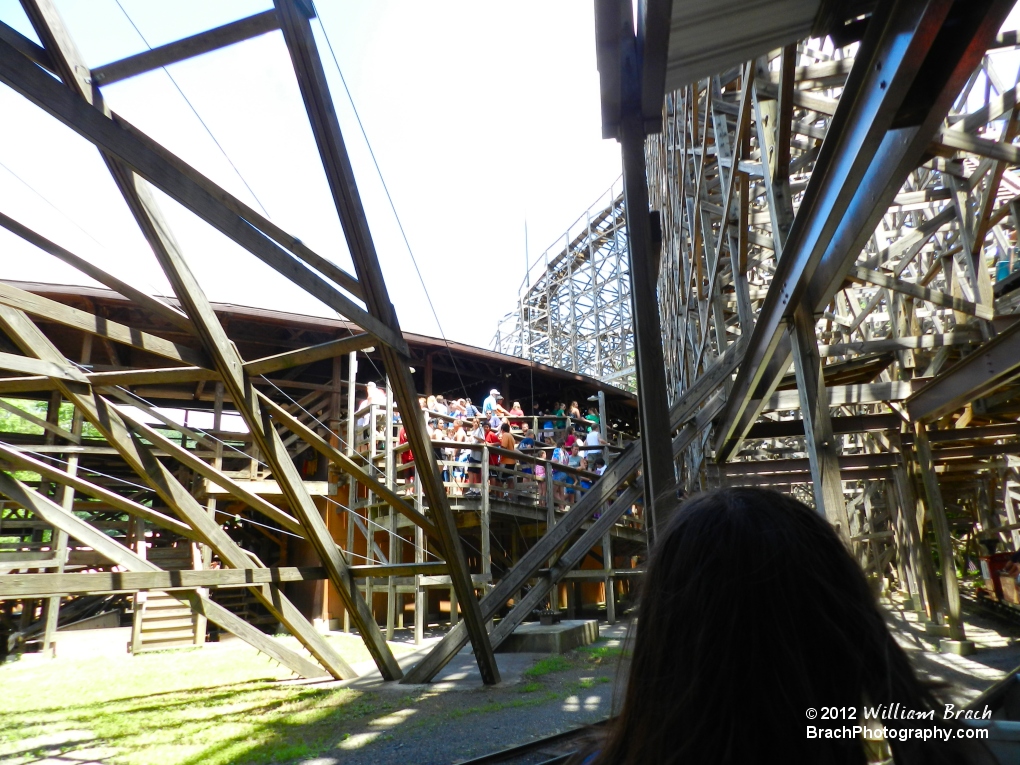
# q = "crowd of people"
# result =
<box><xmin>387</xmin><ymin>387</ymin><xmax>610</xmax><ymax>499</ymax></box>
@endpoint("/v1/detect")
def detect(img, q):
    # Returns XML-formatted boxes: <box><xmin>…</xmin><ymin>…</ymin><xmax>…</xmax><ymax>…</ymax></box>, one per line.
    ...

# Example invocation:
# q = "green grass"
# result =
<box><xmin>0</xmin><ymin>631</ymin><xmax>624</xmax><ymax>764</ymax></box>
<box><xmin>523</xmin><ymin>655</ymin><xmax>572</xmax><ymax>677</ymax></box>
<box><xmin>0</xmin><ymin>633</ymin><xmax>417</xmax><ymax>765</ymax></box>
<box><xmin>517</xmin><ymin>681</ymin><xmax>543</xmax><ymax>693</ymax></box>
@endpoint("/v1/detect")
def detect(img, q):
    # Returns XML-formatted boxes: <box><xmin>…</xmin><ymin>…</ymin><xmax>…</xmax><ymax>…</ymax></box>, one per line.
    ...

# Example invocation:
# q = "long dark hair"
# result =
<box><xmin>580</xmin><ymin>488</ymin><xmax>983</xmax><ymax>765</ymax></box>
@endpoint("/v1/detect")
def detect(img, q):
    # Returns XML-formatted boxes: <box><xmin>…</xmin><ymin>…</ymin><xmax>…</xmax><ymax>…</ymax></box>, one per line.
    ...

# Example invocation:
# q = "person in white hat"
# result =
<box><xmin>482</xmin><ymin>388</ymin><xmax>500</xmax><ymax>416</ymax></box>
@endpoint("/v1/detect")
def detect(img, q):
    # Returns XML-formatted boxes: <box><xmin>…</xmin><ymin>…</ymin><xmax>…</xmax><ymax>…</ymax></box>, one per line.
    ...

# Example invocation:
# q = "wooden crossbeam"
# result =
<box><xmin>0</xmin><ymin>469</ymin><xmax>328</xmax><ymax>678</ymax></box>
<box><xmin>0</xmin><ymin>211</ymin><xmax>193</xmax><ymax>333</ymax></box>
<box><xmin>0</xmin><ymin>562</ymin><xmax>449</xmax><ymax>598</ymax></box>
<box><xmin>850</xmin><ymin>266</ymin><xmax>994</xmax><ymax>320</ymax></box>
<box><xmin>91</xmin><ymin>10</ymin><xmax>281</xmax><ymax>86</ymax></box>
<box><xmin>0</xmin><ymin>282</ymin><xmax>208</xmax><ymax>367</ymax></box>
<box><xmin>274</xmin><ymin>0</ymin><xmax>498</xmax><ymax>685</ymax></box>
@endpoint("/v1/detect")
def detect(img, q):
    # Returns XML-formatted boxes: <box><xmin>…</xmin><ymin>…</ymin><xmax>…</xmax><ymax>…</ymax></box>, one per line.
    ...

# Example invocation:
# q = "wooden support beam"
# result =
<box><xmin>913</xmin><ymin>421</ymin><xmax>966</xmax><ymax>642</ymax></box>
<box><xmin>0</xmin><ymin>300</ymin><xmax>352</xmax><ymax>680</ymax></box>
<box><xmin>906</xmin><ymin>319</ymin><xmax>1020</xmax><ymax>422</ymax></box>
<box><xmin>488</xmin><ymin>483</ymin><xmax>643</xmax><ymax>649</ymax></box>
<box><xmin>0</xmin><ymin>212</ymin><xmax>193</xmax><ymax>333</ymax></box>
<box><xmin>274</xmin><ymin>0</ymin><xmax>498</xmax><ymax>684</ymax></box>
<box><xmin>0</xmin><ymin>442</ymin><xmax>196</xmax><ymax>539</ymax></box>
<box><xmin>0</xmin><ymin>562</ymin><xmax>448</xmax><ymax>597</ymax></box>
<box><xmin>0</xmin><ymin>351</ymin><xmax>88</xmax><ymax>383</ymax></box>
<box><xmin>91</xmin><ymin>10</ymin><xmax>281</xmax><ymax>86</ymax></box>
<box><xmin>0</xmin><ymin>397</ymin><xmax>79</xmax><ymax>443</ymax></box>
<box><xmin>244</xmin><ymin>333</ymin><xmax>374</xmax><ymax>376</ymax></box>
<box><xmin>790</xmin><ymin>305</ymin><xmax>852</xmax><ymax>541</ymax></box>
<box><xmin>256</xmin><ymin>391</ymin><xmax>438</xmax><ymax>539</ymax></box>
<box><xmin>850</xmin><ymin>266</ymin><xmax>994</xmax><ymax>321</ymax></box>
<box><xmin>0</xmin><ymin>470</ymin><xmax>327</xmax><ymax>678</ymax></box>
<box><xmin>0</xmin><ymin>36</ymin><xmax>395</xmax><ymax>346</ymax></box>
<box><xmin>0</xmin><ymin>282</ymin><xmax>208</xmax><ymax>367</ymax></box>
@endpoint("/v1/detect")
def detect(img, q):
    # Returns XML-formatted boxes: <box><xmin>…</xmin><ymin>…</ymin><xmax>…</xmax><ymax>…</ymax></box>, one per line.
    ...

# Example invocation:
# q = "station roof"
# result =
<box><xmin>0</xmin><ymin>280</ymin><xmax>637</xmax><ymax>423</ymax></box>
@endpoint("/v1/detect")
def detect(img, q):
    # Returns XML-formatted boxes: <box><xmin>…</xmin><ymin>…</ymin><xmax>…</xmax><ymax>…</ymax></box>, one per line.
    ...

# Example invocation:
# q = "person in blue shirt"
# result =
<box><xmin>518</xmin><ymin>423</ymin><xmax>535</xmax><ymax>475</ymax></box>
<box><xmin>482</xmin><ymin>389</ymin><xmax>500</xmax><ymax>415</ymax></box>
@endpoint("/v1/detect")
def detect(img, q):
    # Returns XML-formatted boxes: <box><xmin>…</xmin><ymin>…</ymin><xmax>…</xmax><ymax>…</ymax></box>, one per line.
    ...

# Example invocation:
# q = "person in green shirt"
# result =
<box><xmin>585</xmin><ymin>407</ymin><xmax>600</xmax><ymax>427</ymax></box>
<box><xmin>553</xmin><ymin>402</ymin><xmax>566</xmax><ymax>430</ymax></box>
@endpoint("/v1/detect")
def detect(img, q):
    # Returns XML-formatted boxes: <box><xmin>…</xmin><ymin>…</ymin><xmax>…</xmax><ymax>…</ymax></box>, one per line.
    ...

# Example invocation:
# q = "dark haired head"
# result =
<box><xmin>500</xmin><ymin>423</ymin><xmax>510</xmax><ymax>433</ymax></box>
<box><xmin>588</xmin><ymin>488</ymin><xmax>971</xmax><ymax>765</ymax></box>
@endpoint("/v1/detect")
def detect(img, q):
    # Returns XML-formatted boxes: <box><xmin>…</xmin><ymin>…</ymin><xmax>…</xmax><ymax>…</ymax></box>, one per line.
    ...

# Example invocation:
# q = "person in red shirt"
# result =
<box><xmin>398</xmin><ymin>426</ymin><xmax>414</xmax><ymax>494</ymax></box>
<box><xmin>564</xmin><ymin>426</ymin><xmax>578</xmax><ymax>449</ymax></box>
<box><xmin>483</xmin><ymin>421</ymin><xmax>501</xmax><ymax>488</ymax></box>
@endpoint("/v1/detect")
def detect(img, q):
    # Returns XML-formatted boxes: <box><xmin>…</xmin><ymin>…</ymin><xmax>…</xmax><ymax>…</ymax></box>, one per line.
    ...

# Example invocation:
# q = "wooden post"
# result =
<box><xmin>913</xmin><ymin>421</ymin><xmax>967</xmax><ymax>645</ymax></box>
<box><xmin>602</xmin><ymin>531</ymin><xmax>616</xmax><ymax>625</ymax></box>
<box><xmin>414</xmin><ymin>469</ymin><xmax>424</xmax><ymax>644</ymax></box>
<box><xmin>365</xmin><ymin>402</ymin><xmax>377</xmax><ymax>624</ymax></box>
<box><xmin>789</xmin><ymin>304</ymin><xmax>852</xmax><ymax>541</ymax></box>
<box><xmin>129</xmin><ymin>515</ymin><xmax>146</xmax><ymax>653</ymax></box>
<box><xmin>385</xmin><ymin>379</ymin><xmax>396</xmax><ymax>641</ymax></box>
<box><xmin>344</xmin><ymin>352</ymin><xmax>357</xmax><ymax>633</ymax></box>
<box><xmin>1004</xmin><ymin>466</ymin><xmax>1020</xmax><ymax>550</ymax></box>
<box><xmin>546</xmin><ymin>461</ymin><xmax>559</xmax><ymax>614</ymax></box>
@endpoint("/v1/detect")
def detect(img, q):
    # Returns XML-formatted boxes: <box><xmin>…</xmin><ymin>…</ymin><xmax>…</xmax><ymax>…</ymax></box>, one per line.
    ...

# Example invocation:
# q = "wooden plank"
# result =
<box><xmin>0</xmin><ymin>211</ymin><xmax>193</xmax><ymax>333</ymax></box>
<box><xmin>87</xmin><ymin>367</ymin><xmax>216</xmax><ymax>386</ymax></box>
<box><xmin>0</xmin><ymin>351</ymin><xmax>88</xmax><ymax>383</ymax></box>
<box><xmin>91</xmin><ymin>10</ymin><xmax>281</xmax><ymax>85</ymax></box>
<box><xmin>0</xmin><ymin>397</ymin><xmax>79</xmax><ymax>443</ymax></box>
<box><xmin>851</xmin><ymin>266</ymin><xmax>994</xmax><ymax>320</ymax></box>
<box><xmin>0</xmin><ymin>566</ymin><xmax>328</xmax><ymax>597</ymax></box>
<box><xmin>274</xmin><ymin>0</ymin><xmax>497</xmax><ymax>684</ymax></box>
<box><xmin>244</xmin><ymin>333</ymin><xmax>373</xmax><ymax>376</ymax></box>
<box><xmin>938</xmin><ymin>128</ymin><xmax>1020</xmax><ymax>164</ymax></box>
<box><xmin>0</xmin><ymin>469</ymin><xmax>327</xmax><ymax>678</ymax></box>
<box><xmin>0</xmin><ymin>299</ymin><xmax>351</xmax><ymax>679</ymax></box>
<box><xmin>766</xmin><ymin>381</ymin><xmax>914</xmax><ymax>411</ymax></box>
<box><xmin>790</xmin><ymin>304</ymin><xmax>851</xmax><ymax>540</ymax></box>
<box><xmin>256</xmin><ymin>391</ymin><xmax>438</xmax><ymax>539</ymax></box>
<box><xmin>0</xmin><ymin>375</ymin><xmax>57</xmax><ymax>394</ymax></box>
<box><xmin>0</xmin><ymin>282</ymin><xmax>208</xmax><ymax>367</ymax></box>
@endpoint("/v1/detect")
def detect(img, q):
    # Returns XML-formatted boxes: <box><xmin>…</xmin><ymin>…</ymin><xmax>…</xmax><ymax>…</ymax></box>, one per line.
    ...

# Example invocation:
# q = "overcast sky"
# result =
<box><xmin>0</xmin><ymin>0</ymin><xmax>622</xmax><ymax>350</ymax></box>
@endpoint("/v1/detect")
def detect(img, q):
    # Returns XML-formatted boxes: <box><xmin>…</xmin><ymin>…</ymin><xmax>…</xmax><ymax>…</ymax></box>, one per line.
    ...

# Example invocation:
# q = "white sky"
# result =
<box><xmin>0</xmin><ymin>0</ymin><xmax>622</xmax><ymax>349</ymax></box>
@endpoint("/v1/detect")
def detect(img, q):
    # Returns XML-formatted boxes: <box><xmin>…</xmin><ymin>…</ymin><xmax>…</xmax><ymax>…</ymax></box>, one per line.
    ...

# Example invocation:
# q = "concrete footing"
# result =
<box><xmin>495</xmin><ymin>619</ymin><xmax>598</xmax><ymax>654</ymax></box>
<box><xmin>939</xmin><ymin>639</ymin><xmax>977</xmax><ymax>656</ymax></box>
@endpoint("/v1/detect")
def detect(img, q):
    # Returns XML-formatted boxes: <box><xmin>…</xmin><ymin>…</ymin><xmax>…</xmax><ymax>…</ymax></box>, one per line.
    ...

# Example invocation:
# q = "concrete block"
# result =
<box><xmin>939</xmin><ymin>639</ymin><xmax>977</xmax><ymax>656</ymax></box>
<box><xmin>924</xmin><ymin>623</ymin><xmax>952</xmax><ymax>637</ymax></box>
<box><xmin>495</xmin><ymin>619</ymin><xmax>598</xmax><ymax>654</ymax></box>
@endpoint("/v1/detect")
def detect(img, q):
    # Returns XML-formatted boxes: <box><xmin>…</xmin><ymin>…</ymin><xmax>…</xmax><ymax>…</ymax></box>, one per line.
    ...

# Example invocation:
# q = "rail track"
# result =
<box><xmin>457</xmin><ymin>720</ymin><xmax>607</xmax><ymax>765</ymax></box>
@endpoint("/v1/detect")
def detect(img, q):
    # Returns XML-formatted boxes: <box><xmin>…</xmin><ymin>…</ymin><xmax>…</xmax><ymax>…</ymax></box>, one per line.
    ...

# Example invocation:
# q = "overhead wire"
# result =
<box><xmin>112</xmin><ymin>0</ymin><xmax>271</xmax><ymax>219</ymax></box>
<box><xmin>0</xmin><ymin>159</ymin><xmax>175</xmax><ymax>305</ymax></box>
<box><xmin>310</xmin><ymin>2</ymin><xmax>471</xmax><ymax>398</ymax></box>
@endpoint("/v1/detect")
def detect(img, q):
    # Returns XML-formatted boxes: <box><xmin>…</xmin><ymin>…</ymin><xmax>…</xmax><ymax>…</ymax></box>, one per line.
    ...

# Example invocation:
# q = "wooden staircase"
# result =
<box><xmin>129</xmin><ymin>545</ymin><xmax>203</xmax><ymax>653</ymax></box>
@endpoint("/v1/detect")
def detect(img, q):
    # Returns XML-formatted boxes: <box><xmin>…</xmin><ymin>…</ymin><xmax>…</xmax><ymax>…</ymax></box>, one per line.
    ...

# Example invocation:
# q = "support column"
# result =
<box><xmin>913</xmin><ymin>421</ymin><xmax>972</xmax><ymax>652</ymax></box>
<box><xmin>618</xmin><ymin>57</ymin><xmax>675</xmax><ymax>538</ymax></box>
<box><xmin>602</xmin><ymin>531</ymin><xmax>616</xmax><ymax>625</ymax></box>
<box><xmin>344</xmin><ymin>351</ymin><xmax>357</xmax><ymax>633</ymax></box>
<box><xmin>414</xmin><ymin>471</ymin><xmax>425</xmax><ymax>645</ymax></box>
<box><xmin>385</xmin><ymin>379</ymin><xmax>396</xmax><ymax>641</ymax></box>
<box><xmin>789</xmin><ymin>304</ymin><xmax>851</xmax><ymax>541</ymax></box>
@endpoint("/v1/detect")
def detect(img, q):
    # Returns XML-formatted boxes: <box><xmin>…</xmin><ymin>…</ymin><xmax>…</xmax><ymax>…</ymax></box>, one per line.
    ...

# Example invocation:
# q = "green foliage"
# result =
<box><xmin>523</xmin><ymin>655</ymin><xmax>572</xmax><ymax>677</ymax></box>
